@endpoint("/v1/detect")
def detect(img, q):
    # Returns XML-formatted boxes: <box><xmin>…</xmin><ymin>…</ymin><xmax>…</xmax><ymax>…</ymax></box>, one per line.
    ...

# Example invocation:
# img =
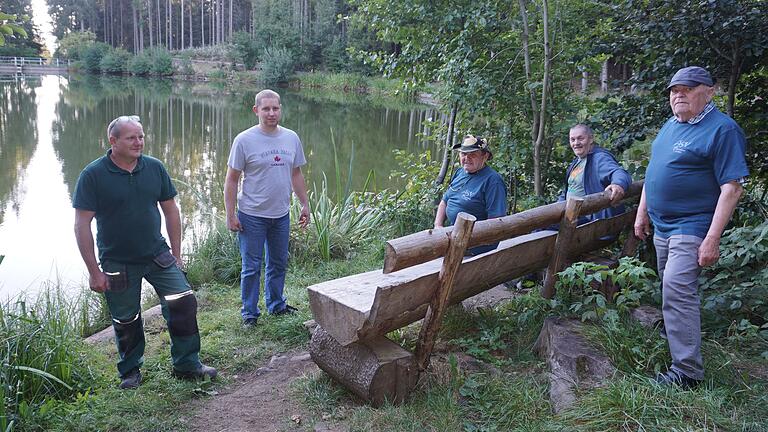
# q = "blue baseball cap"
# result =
<box><xmin>666</xmin><ymin>66</ymin><xmax>714</xmax><ymax>90</ymax></box>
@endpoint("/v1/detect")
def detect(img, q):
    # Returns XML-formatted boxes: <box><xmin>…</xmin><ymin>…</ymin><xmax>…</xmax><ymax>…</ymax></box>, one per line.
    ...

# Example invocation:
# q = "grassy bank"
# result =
<box><xmin>8</xmin><ymin>241</ymin><xmax>768</xmax><ymax>431</ymax></box>
<box><xmin>7</xmin><ymin>174</ymin><xmax>768</xmax><ymax>431</ymax></box>
<box><xmin>15</xmin><ymin>247</ymin><xmax>382</xmax><ymax>432</ymax></box>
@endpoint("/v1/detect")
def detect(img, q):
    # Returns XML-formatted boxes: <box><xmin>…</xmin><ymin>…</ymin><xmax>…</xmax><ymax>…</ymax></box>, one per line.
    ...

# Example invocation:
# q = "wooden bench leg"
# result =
<box><xmin>542</xmin><ymin>197</ymin><xmax>583</xmax><ymax>299</ymax></box>
<box><xmin>415</xmin><ymin>212</ymin><xmax>476</xmax><ymax>371</ymax></box>
<box><xmin>309</xmin><ymin>325</ymin><xmax>418</xmax><ymax>407</ymax></box>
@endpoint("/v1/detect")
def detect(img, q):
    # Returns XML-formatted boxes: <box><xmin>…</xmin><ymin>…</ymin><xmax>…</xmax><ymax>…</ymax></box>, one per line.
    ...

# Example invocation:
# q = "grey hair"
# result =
<box><xmin>570</xmin><ymin>123</ymin><xmax>594</xmax><ymax>137</ymax></box>
<box><xmin>255</xmin><ymin>89</ymin><xmax>281</xmax><ymax>107</ymax></box>
<box><xmin>107</xmin><ymin>115</ymin><xmax>142</xmax><ymax>138</ymax></box>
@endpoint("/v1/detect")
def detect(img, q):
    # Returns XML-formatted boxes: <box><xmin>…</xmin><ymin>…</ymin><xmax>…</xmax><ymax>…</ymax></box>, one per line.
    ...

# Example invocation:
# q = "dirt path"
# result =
<box><xmin>181</xmin><ymin>286</ymin><xmax>518</xmax><ymax>432</ymax></box>
<box><xmin>184</xmin><ymin>350</ymin><xmax>335</xmax><ymax>432</ymax></box>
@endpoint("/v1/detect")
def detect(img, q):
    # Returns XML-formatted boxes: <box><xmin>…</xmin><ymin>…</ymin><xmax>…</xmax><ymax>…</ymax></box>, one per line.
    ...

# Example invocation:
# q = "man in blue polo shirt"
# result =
<box><xmin>434</xmin><ymin>134</ymin><xmax>507</xmax><ymax>255</ymax></box>
<box><xmin>73</xmin><ymin>115</ymin><xmax>216</xmax><ymax>389</ymax></box>
<box><xmin>634</xmin><ymin>66</ymin><xmax>749</xmax><ymax>389</ymax></box>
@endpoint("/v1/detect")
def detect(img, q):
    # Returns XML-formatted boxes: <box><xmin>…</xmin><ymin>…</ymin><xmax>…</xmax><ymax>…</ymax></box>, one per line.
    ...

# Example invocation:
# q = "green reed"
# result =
<box><xmin>0</xmin><ymin>288</ymin><xmax>99</xmax><ymax>431</ymax></box>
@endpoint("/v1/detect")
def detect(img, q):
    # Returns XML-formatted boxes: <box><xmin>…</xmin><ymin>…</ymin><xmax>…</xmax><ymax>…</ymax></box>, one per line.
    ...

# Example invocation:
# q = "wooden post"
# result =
<box><xmin>618</xmin><ymin>227</ymin><xmax>641</xmax><ymax>258</ymax></box>
<box><xmin>541</xmin><ymin>197</ymin><xmax>583</xmax><ymax>299</ymax></box>
<box><xmin>415</xmin><ymin>212</ymin><xmax>476</xmax><ymax>371</ymax></box>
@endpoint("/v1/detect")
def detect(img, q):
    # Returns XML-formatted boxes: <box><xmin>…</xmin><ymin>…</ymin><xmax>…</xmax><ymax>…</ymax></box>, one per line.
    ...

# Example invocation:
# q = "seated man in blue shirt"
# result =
<box><xmin>434</xmin><ymin>134</ymin><xmax>508</xmax><ymax>255</ymax></box>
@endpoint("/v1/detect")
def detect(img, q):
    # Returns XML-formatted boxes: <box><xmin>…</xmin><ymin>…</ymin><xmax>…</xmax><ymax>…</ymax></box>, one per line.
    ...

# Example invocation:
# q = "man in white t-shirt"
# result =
<box><xmin>224</xmin><ymin>89</ymin><xmax>310</xmax><ymax>327</ymax></box>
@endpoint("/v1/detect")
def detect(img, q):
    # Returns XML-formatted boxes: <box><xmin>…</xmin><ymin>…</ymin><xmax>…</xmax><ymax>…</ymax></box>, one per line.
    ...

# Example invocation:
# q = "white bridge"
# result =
<box><xmin>0</xmin><ymin>57</ymin><xmax>70</xmax><ymax>75</ymax></box>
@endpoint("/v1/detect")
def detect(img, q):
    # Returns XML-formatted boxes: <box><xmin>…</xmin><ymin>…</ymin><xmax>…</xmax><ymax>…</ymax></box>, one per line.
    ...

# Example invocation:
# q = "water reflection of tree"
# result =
<box><xmin>0</xmin><ymin>79</ymin><xmax>39</xmax><ymax>225</ymax></box>
<box><xmin>51</xmin><ymin>76</ymin><xmax>252</xmax><ymax>241</ymax></box>
<box><xmin>49</xmin><ymin>75</ymin><xmax>433</xmax><ymax>243</ymax></box>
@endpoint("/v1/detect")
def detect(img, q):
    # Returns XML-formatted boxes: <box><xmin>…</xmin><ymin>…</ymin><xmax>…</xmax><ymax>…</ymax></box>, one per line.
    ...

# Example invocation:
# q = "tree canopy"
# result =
<box><xmin>0</xmin><ymin>2</ymin><xmax>41</xmax><ymax>56</ymax></box>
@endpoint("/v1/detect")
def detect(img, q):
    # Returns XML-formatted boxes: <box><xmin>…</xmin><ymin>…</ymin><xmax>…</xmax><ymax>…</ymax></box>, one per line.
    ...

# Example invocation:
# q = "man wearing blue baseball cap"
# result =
<box><xmin>634</xmin><ymin>66</ymin><xmax>749</xmax><ymax>389</ymax></box>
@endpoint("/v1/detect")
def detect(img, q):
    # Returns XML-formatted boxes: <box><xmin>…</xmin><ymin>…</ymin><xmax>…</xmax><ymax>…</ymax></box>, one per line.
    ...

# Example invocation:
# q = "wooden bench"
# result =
<box><xmin>307</xmin><ymin>181</ymin><xmax>643</xmax><ymax>406</ymax></box>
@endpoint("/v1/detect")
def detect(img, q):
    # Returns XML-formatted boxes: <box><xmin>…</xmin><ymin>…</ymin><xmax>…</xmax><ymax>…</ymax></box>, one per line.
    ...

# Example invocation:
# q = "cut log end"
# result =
<box><xmin>309</xmin><ymin>326</ymin><xmax>418</xmax><ymax>407</ymax></box>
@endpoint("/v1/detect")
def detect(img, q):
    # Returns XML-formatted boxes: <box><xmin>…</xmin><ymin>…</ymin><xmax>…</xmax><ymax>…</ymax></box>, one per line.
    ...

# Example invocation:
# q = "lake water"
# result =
<box><xmin>0</xmin><ymin>74</ymin><xmax>435</xmax><ymax>299</ymax></box>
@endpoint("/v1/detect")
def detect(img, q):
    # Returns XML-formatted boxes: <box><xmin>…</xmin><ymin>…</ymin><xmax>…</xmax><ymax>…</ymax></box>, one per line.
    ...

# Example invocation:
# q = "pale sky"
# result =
<box><xmin>30</xmin><ymin>0</ymin><xmax>57</xmax><ymax>54</ymax></box>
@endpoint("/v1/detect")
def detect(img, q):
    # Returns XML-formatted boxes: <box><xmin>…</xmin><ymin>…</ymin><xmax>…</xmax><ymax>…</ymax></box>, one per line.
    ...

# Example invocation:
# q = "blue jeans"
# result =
<box><xmin>238</xmin><ymin>211</ymin><xmax>290</xmax><ymax>318</ymax></box>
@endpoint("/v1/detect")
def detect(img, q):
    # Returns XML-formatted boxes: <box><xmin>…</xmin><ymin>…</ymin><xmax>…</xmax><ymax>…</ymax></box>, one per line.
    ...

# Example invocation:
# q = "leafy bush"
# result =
<box><xmin>80</xmin><ymin>42</ymin><xmax>112</xmax><ymax>74</ymax></box>
<box><xmin>230</xmin><ymin>31</ymin><xmax>261</xmax><ymax>69</ymax></box>
<box><xmin>378</xmin><ymin>149</ymin><xmax>442</xmax><ymax>237</ymax></box>
<box><xmin>553</xmin><ymin>257</ymin><xmax>658</xmax><ymax>325</ymax></box>
<box><xmin>99</xmin><ymin>48</ymin><xmax>131</xmax><ymax>74</ymax></box>
<box><xmin>150</xmin><ymin>48</ymin><xmax>174</xmax><ymax>75</ymax></box>
<box><xmin>260</xmin><ymin>46</ymin><xmax>295</xmax><ymax>83</ymax></box>
<box><xmin>128</xmin><ymin>52</ymin><xmax>153</xmax><ymax>75</ymax></box>
<box><xmin>54</xmin><ymin>30</ymin><xmax>96</xmax><ymax>60</ymax></box>
<box><xmin>701</xmin><ymin>220</ymin><xmax>768</xmax><ymax>351</ymax></box>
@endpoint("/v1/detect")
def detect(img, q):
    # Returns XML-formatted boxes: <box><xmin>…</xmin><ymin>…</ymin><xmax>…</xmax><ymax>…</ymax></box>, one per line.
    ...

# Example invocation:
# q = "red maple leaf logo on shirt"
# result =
<box><xmin>274</xmin><ymin>155</ymin><xmax>281</xmax><ymax>162</ymax></box>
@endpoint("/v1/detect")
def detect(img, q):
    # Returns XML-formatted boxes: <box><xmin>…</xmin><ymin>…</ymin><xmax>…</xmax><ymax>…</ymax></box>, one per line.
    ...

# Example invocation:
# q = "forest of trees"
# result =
<box><xmin>44</xmin><ymin>0</ymin><xmax>374</xmax><ymax>71</ymax></box>
<box><xmin>4</xmin><ymin>0</ymin><xmax>767</xmax><ymax>200</ymax></box>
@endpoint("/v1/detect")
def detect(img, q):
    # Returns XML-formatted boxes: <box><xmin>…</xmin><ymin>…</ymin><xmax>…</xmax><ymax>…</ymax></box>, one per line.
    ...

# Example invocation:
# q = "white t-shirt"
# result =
<box><xmin>227</xmin><ymin>125</ymin><xmax>307</xmax><ymax>218</ymax></box>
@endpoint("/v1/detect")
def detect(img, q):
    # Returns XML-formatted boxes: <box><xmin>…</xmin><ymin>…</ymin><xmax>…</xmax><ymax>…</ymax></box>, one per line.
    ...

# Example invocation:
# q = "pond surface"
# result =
<box><xmin>0</xmin><ymin>75</ymin><xmax>436</xmax><ymax>299</ymax></box>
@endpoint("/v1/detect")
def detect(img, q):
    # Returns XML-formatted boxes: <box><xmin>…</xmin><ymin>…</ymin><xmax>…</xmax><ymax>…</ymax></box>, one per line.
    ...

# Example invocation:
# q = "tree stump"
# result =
<box><xmin>533</xmin><ymin>317</ymin><xmax>616</xmax><ymax>413</ymax></box>
<box><xmin>309</xmin><ymin>326</ymin><xmax>418</xmax><ymax>407</ymax></box>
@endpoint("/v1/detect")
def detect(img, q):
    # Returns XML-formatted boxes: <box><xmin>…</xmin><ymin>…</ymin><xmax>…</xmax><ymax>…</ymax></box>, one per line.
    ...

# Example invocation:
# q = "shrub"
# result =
<box><xmin>260</xmin><ymin>46</ymin><xmax>295</xmax><ymax>83</ymax></box>
<box><xmin>378</xmin><ymin>149</ymin><xmax>442</xmax><ymax>237</ymax></box>
<box><xmin>289</xmin><ymin>178</ymin><xmax>384</xmax><ymax>262</ymax></box>
<box><xmin>701</xmin><ymin>219</ymin><xmax>768</xmax><ymax>353</ymax></box>
<box><xmin>80</xmin><ymin>42</ymin><xmax>112</xmax><ymax>74</ymax></box>
<box><xmin>99</xmin><ymin>48</ymin><xmax>131</xmax><ymax>74</ymax></box>
<box><xmin>230</xmin><ymin>31</ymin><xmax>261</xmax><ymax>69</ymax></box>
<box><xmin>150</xmin><ymin>48</ymin><xmax>174</xmax><ymax>75</ymax></box>
<box><xmin>553</xmin><ymin>257</ymin><xmax>658</xmax><ymax>325</ymax></box>
<box><xmin>128</xmin><ymin>52</ymin><xmax>153</xmax><ymax>75</ymax></box>
<box><xmin>54</xmin><ymin>30</ymin><xmax>96</xmax><ymax>60</ymax></box>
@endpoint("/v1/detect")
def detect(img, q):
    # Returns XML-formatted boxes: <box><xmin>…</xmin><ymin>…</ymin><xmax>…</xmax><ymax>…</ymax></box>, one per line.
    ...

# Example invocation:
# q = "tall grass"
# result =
<box><xmin>1</xmin><ymin>289</ymin><xmax>100</xmax><ymax>431</ymax></box>
<box><xmin>290</xmin><ymin>177</ymin><xmax>385</xmax><ymax>262</ymax></box>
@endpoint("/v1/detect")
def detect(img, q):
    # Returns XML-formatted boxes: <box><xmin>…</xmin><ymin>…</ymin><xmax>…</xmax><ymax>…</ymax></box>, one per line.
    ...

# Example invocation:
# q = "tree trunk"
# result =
<box><xmin>132</xmin><ymin>1</ymin><xmax>139</xmax><ymax>52</ymax></box>
<box><xmin>167</xmin><ymin>0</ymin><xmax>172</xmax><ymax>49</ymax></box>
<box><xmin>157</xmin><ymin>0</ymin><xmax>162</xmax><ymax>47</ymax></box>
<box><xmin>533</xmin><ymin>0</ymin><xmax>552</xmax><ymax>197</ymax></box>
<box><xmin>435</xmin><ymin>101</ymin><xmax>459</xmax><ymax>187</ymax></box>
<box><xmin>146</xmin><ymin>0</ymin><xmax>153</xmax><ymax>47</ymax></box>
<box><xmin>181</xmin><ymin>0</ymin><xmax>184</xmax><ymax>49</ymax></box>
<box><xmin>727</xmin><ymin>48</ymin><xmax>741</xmax><ymax>118</ymax></box>
<box><xmin>518</xmin><ymin>0</ymin><xmax>542</xmax><ymax>195</ymax></box>
<box><xmin>139</xmin><ymin>6</ymin><xmax>145</xmax><ymax>51</ymax></box>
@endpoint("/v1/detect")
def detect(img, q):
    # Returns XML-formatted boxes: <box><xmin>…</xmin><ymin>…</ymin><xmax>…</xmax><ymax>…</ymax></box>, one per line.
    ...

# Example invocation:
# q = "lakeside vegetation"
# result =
<box><xmin>3</xmin><ymin>0</ymin><xmax>768</xmax><ymax>430</ymax></box>
<box><xmin>3</xmin><ymin>150</ymin><xmax>767</xmax><ymax>430</ymax></box>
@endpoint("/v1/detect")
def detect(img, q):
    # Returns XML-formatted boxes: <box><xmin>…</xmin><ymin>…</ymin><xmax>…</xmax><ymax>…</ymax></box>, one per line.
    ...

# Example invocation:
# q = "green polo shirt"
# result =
<box><xmin>73</xmin><ymin>150</ymin><xmax>177</xmax><ymax>264</ymax></box>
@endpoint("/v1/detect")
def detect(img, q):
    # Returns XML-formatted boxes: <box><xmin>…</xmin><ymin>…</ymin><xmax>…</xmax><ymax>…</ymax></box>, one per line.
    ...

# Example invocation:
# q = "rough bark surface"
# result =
<box><xmin>309</xmin><ymin>326</ymin><xmax>418</xmax><ymax>407</ymax></box>
<box><xmin>533</xmin><ymin>317</ymin><xmax>616</xmax><ymax>413</ymax></box>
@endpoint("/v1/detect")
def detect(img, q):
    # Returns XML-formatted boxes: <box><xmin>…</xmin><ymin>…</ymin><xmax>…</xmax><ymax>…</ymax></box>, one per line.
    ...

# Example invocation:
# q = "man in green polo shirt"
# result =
<box><xmin>73</xmin><ymin>115</ymin><xmax>216</xmax><ymax>389</ymax></box>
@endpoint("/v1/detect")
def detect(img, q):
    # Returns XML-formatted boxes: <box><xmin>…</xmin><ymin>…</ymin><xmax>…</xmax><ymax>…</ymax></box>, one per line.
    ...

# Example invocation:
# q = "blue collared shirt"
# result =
<box><xmin>676</xmin><ymin>101</ymin><xmax>715</xmax><ymax>125</ymax></box>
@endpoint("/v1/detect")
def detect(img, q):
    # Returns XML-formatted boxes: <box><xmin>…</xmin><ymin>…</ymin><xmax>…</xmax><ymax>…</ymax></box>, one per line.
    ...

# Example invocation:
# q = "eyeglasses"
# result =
<box><xmin>107</xmin><ymin>115</ymin><xmax>141</xmax><ymax>137</ymax></box>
